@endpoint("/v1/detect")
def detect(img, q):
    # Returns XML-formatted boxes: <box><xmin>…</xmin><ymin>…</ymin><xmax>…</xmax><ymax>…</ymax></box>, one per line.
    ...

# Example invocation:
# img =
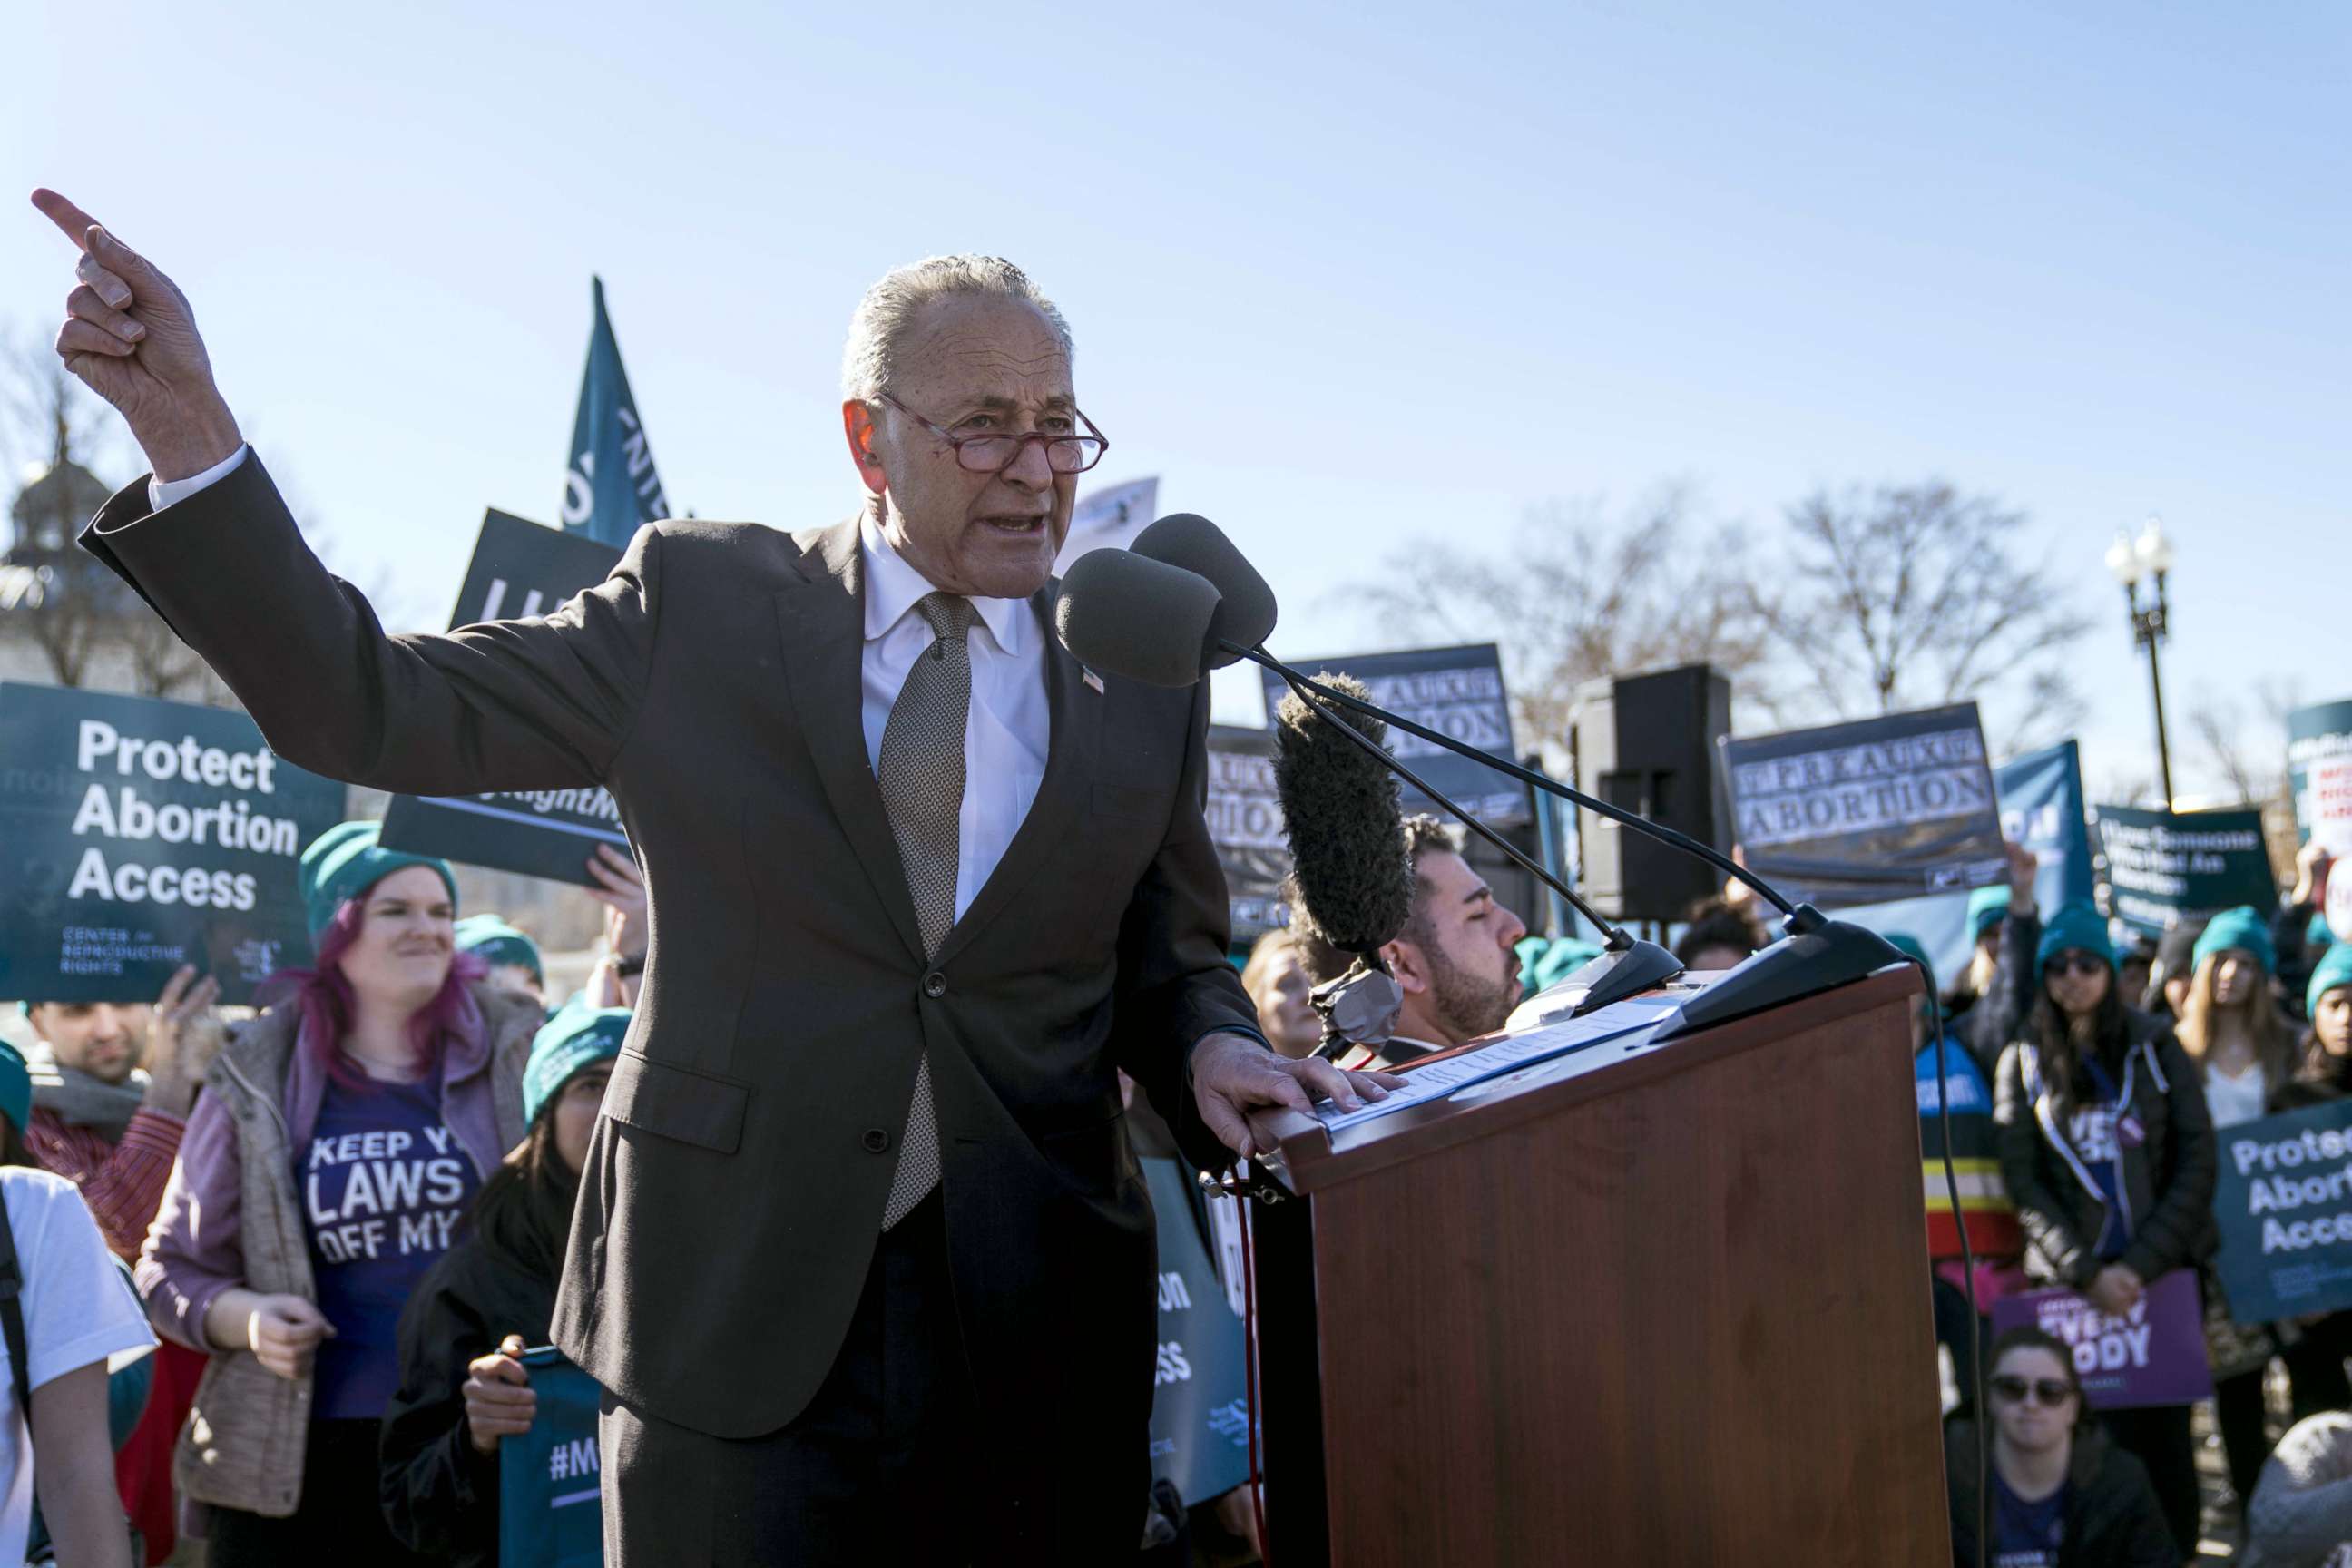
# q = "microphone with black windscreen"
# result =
<box><xmin>1054</xmin><ymin>546</ymin><xmax>1683</xmax><ymax>1020</ymax></box>
<box><xmin>1270</xmin><ymin>676</ymin><xmax>1414</xmax><ymax>1052</ymax></box>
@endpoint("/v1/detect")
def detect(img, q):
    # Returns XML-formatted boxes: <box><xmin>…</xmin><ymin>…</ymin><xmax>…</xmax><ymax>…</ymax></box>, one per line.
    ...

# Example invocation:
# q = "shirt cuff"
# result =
<box><xmin>149</xmin><ymin>445</ymin><xmax>250</xmax><ymax>510</ymax></box>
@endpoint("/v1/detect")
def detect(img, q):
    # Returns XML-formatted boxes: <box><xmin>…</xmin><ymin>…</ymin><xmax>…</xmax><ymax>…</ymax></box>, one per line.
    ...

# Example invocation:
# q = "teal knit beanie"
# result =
<box><xmin>455</xmin><ymin>915</ymin><xmax>544</xmax><ymax>985</ymax></box>
<box><xmin>523</xmin><ymin>1004</ymin><xmax>630</xmax><ymax>1126</ymax></box>
<box><xmin>1884</xmin><ymin>931</ymin><xmax>1941</xmax><ymax>1020</ymax></box>
<box><xmin>299</xmin><ymin>822</ymin><xmax>460</xmax><ymax>946</ymax></box>
<box><xmin>0</xmin><ymin>1043</ymin><xmax>27</xmax><ymax>1138</ymax></box>
<box><xmin>1966</xmin><ymin>884</ymin><xmax>2013</xmax><ymax>945</ymax></box>
<box><xmin>2035</xmin><ymin>900</ymin><xmax>2115</xmax><ymax>974</ymax></box>
<box><xmin>2191</xmin><ymin>905</ymin><xmax>2276</xmax><ymax>978</ymax></box>
<box><xmin>2308</xmin><ymin>942</ymin><xmax>2352</xmax><ymax>1021</ymax></box>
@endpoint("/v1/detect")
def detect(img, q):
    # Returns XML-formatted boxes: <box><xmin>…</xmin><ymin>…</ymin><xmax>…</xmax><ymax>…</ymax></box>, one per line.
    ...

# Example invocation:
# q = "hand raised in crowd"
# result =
<box><xmin>464</xmin><ymin>1334</ymin><xmax>538</xmax><ymax>1455</ymax></box>
<box><xmin>29</xmin><ymin>190</ymin><xmax>243</xmax><ymax>482</ymax></box>
<box><xmin>2292</xmin><ymin>841</ymin><xmax>2332</xmax><ymax>909</ymax></box>
<box><xmin>2006</xmin><ymin>839</ymin><xmax>2040</xmax><ymax>902</ymax></box>
<box><xmin>246</xmin><ymin>1294</ymin><xmax>334</xmax><ymax>1381</ymax></box>
<box><xmin>2086</xmin><ymin>1263</ymin><xmax>2144</xmax><ymax>1318</ymax></box>
<box><xmin>1189</xmin><ymin>1031</ymin><xmax>1403</xmax><ymax>1161</ymax></box>
<box><xmin>586</xmin><ymin>842</ymin><xmax>648</xmax><ymax>1006</ymax></box>
<box><xmin>142</xmin><ymin>965</ymin><xmax>223</xmax><ymax>1119</ymax></box>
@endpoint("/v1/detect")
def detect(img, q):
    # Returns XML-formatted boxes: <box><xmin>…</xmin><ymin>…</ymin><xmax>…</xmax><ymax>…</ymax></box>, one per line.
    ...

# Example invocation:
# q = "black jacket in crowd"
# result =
<box><xmin>1993</xmin><ymin>1009</ymin><xmax>2219</xmax><ymax>1291</ymax></box>
<box><xmin>378</xmin><ymin>1230</ymin><xmax>558</xmax><ymax>1566</ymax></box>
<box><xmin>1945</xmin><ymin>1421</ymin><xmax>2176</xmax><ymax>1567</ymax></box>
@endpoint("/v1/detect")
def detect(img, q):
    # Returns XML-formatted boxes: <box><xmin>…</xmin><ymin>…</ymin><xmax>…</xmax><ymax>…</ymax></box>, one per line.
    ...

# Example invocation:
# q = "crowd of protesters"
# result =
<box><xmin>1</xmin><ymin>785</ymin><xmax>2347</xmax><ymax>1567</ymax></box>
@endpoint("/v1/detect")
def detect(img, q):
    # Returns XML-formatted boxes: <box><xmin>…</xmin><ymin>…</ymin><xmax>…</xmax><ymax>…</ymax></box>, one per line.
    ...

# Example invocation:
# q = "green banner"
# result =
<box><xmin>0</xmin><ymin>682</ymin><xmax>344</xmax><ymax>1004</ymax></box>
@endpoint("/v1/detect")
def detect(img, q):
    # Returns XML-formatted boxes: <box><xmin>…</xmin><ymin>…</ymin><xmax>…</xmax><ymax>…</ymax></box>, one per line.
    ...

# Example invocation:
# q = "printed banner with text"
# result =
<box><xmin>1143</xmin><ymin>1156</ymin><xmax>1251</xmax><ymax>1505</ymax></box>
<box><xmin>1206</xmin><ymin>725</ymin><xmax>1288</xmax><ymax>940</ymax></box>
<box><xmin>377</xmin><ymin>512</ymin><xmax>630</xmax><ymax>885</ymax></box>
<box><xmin>1718</xmin><ymin>704</ymin><xmax>2006</xmax><ymax>908</ymax></box>
<box><xmin>2092</xmin><ymin>803</ymin><xmax>2277</xmax><ymax>937</ymax></box>
<box><xmin>500</xmin><ymin>1350</ymin><xmax>603</xmax><ymax>1568</ymax></box>
<box><xmin>0</xmin><ymin>682</ymin><xmax>345</xmax><ymax>1004</ymax></box>
<box><xmin>2211</xmin><ymin>1099</ymin><xmax>2352</xmax><ymax>1323</ymax></box>
<box><xmin>1988</xmin><ymin>1269</ymin><xmax>2212</xmax><ymax>1409</ymax></box>
<box><xmin>1257</xmin><ymin>643</ymin><xmax>1527</xmax><ymax>826</ymax></box>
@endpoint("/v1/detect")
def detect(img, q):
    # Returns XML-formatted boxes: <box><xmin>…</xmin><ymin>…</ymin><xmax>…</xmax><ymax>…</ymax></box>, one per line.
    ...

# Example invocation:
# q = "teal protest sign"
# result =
<box><xmin>2093</xmin><ymin>804</ymin><xmax>2278</xmax><ymax>937</ymax></box>
<box><xmin>0</xmin><ymin>682</ymin><xmax>344</xmax><ymax>1004</ymax></box>
<box><xmin>2210</xmin><ymin>1099</ymin><xmax>2352</xmax><ymax>1322</ymax></box>
<box><xmin>377</xmin><ymin>512</ymin><xmax>630</xmax><ymax>886</ymax></box>
<box><xmin>500</xmin><ymin>1349</ymin><xmax>603</xmax><ymax>1568</ymax></box>
<box><xmin>1143</xmin><ymin>1156</ymin><xmax>1252</xmax><ymax>1506</ymax></box>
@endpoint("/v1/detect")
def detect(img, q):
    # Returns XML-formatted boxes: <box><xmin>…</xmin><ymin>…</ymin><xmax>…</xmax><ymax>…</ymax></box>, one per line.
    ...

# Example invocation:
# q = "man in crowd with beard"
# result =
<box><xmin>1295</xmin><ymin>816</ymin><xmax>1528</xmax><ymax>1069</ymax></box>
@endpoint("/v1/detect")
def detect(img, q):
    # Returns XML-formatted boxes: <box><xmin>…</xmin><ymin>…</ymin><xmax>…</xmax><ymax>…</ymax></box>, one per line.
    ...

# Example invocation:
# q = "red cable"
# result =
<box><xmin>1240</xmin><ymin>1192</ymin><xmax>1270</xmax><ymax>1568</ymax></box>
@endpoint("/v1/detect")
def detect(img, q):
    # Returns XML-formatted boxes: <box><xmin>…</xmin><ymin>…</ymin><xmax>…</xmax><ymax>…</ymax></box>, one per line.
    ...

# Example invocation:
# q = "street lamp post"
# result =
<box><xmin>2104</xmin><ymin>514</ymin><xmax>2178</xmax><ymax>808</ymax></box>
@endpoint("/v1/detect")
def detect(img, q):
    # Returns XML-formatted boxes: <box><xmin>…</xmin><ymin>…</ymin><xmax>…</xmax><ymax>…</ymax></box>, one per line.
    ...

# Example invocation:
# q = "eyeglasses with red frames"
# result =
<box><xmin>1990</xmin><ymin>1374</ymin><xmax>2075</xmax><ymax>1406</ymax></box>
<box><xmin>877</xmin><ymin>393</ymin><xmax>1109</xmax><ymax>475</ymax></box>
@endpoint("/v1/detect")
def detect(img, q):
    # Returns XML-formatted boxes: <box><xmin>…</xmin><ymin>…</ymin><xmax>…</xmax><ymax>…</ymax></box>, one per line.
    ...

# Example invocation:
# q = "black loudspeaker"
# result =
<box><xmin>1571</xmin><ymin>664</ymin><xmax>1732</xmax><ymax>924</ymax></box>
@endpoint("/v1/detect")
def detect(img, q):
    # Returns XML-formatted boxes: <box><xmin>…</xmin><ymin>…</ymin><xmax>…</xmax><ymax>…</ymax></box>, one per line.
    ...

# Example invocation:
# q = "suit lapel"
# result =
<box><xmin>933</xmin><ymin>582</ymin><xmax>1101</xmax><ymax>967</ymax></box>
<box><xmin>775</xmin><ymin>519</ymin><xmax>926</xmax><ymax>965</ymax></box>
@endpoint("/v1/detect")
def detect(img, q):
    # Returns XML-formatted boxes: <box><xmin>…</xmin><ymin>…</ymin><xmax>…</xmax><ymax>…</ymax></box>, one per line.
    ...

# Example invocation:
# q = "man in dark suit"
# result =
<box><xmin>34</xmin><ymin>191</ymin><xmax>1396</xmax><ymax>1563</ymax></box>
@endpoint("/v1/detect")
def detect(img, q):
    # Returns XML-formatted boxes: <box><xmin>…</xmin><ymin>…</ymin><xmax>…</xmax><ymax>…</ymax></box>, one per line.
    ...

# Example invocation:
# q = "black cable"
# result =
<box><xmin>1274</xmin><ymin>671</ymin><xmax>1636</xmax><ymax>952</ymax></box>
<box><xmin>1236</xmin><ymin>649</ymin><xmax>1798</xmax><ymax>919</ymax></box>
<box><xmin>1903</xmin><ymin>952</ymin><xmax>1987</xmax><ymax>1568</ymax></box>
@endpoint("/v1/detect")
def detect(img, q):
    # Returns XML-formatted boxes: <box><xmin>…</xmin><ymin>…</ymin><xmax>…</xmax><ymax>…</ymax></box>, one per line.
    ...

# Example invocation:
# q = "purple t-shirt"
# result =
<box><xmin>299</xmin><ymin>1073</ymin><xmax>482</xmax><ymax>1419</ymax></box>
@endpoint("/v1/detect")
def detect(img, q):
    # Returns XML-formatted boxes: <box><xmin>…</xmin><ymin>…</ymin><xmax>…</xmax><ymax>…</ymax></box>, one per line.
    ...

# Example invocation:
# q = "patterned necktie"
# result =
<box><xmin>875</xmin><ymin>591</ymin><xmax>978</xmax><ymax>1229</ymax></box>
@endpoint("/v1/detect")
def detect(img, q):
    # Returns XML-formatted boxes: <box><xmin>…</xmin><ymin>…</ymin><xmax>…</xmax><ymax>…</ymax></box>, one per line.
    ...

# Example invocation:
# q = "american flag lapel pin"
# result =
<box><xmin>1083</xmin><ymin>668</ymin><xmax>1105</xmax><ymax>696</ymax></box>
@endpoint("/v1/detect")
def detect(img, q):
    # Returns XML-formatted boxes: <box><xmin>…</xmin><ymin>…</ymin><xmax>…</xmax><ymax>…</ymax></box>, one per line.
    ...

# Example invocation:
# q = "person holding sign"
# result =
<box><xmin>1945</xmin><ymin>1326</ymin><xmax>2177</xmax><ymax>1568</ymax></box>
<box><xmin>33</xmin><ymin>191</ymin><xmax>1389</xmax><ymax>1563</ymax></box>
<box><xmin>1994</xmin><ymin>900</ymin><xmax>2217</xmax><ymax>1560</ymax></box>
<box><xmin>381</xmin><ymin>1005</ymin><xmax>625</xmax><ymax>1567</ymax></box>
<box><xmin>135</xmin><ymin>824</ymin><xmax>538</xmax><ymax>1564</ymax></box>
<box><xmin>2175</xmin><ymin>904</ymin><xmax>2338</xmax><ymax>1505</ymax></box>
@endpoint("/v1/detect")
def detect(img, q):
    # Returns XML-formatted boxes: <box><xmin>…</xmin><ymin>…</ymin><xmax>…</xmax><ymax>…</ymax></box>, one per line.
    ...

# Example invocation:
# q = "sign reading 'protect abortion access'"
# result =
<box><xmin>2210</xmin><ymin>1099</ymin><xmax>2352</xmax><ymax>1323</ymax></box>
<box><xmin>0</xmin><ymin>682</ymin><xmax>344</xmax><ymax>1004</ymax></box>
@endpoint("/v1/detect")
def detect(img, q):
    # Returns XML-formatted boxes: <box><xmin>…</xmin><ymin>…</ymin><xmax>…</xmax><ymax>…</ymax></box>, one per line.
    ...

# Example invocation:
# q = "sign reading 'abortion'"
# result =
<box><xmin>1989</xmin><ymin>1269</ymin><xmax>2211</xmax><ymax>1409</ymax></box>
<box><xmin>377</xmin><ymin>511</ymin><xmax>631</xmax><ymax>885</ymax></box>
<box><xmin>2210</xmin><ymin>1100</ymin><xmax>2352</xmax><ymax>1322</ymax></box>
<box><xmin>1717</xmin><ymin>703</ymin><xmax>2007</xmax><ymax>908</ymax></box>
<box><xmin>0</xmin><ymin>682</ymin><xmax>344</xmax><ymax>1004</ymax></box>
<box><xmin>1206</xmin><ymin>725</ymin><xmax>1289</xmax><ymax>938</ymax></box>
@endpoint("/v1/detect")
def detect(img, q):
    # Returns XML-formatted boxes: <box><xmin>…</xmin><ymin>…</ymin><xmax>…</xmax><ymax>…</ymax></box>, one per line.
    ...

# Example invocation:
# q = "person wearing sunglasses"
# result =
<box><xmin>1947</xmin><ymin>1326</ymin><xmax>2177</xmax><ymax>1567</ymax></box>
<box><xmin>1994</xmin><ymin>899</ymin><xmax>2217</xmax><ymax>1561</ymax></box>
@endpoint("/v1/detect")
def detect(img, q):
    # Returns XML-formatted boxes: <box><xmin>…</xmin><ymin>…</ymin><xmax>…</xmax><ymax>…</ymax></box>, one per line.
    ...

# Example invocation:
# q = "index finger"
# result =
<box><xmin>29</xmin><ymin>189</ymin><xmax>100</xmax><ymax>253</ymax></box>
<box><xmin>155</xmin><ymin>965</ymin><xmax>194</xmax><ymax>1012</ymax></box>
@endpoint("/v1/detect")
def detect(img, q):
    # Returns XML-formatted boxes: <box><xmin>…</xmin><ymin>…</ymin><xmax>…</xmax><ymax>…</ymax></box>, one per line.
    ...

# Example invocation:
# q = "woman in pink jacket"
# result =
<box><xmin>138</xmin><ymin>823</ymin><xmax>534</xmax><ymax>1565</ymax></box>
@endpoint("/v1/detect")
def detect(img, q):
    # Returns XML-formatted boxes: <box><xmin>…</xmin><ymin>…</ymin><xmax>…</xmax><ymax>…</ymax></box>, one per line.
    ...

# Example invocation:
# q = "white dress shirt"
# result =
<box><xmin>858</xmin><ymin>517</ymin><xmax>1049</xmax><ymax>924</ymax></box>
<box><xmin>150</xmin><ymin>450</ymin><xmax>1050</xmax><ymax>926</ymax></box>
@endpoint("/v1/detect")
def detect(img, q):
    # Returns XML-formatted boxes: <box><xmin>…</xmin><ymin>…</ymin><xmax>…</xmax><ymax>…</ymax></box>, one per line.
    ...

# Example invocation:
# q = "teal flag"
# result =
<box><xmin>500</xmin><ymin>1350</ymin><xmax>604</xmax><ymax>1568</ymax></box>
<box><xmin>560</xmin><ymin>278</ymin><xmax>671</xmax><ymax>547</ymax></box>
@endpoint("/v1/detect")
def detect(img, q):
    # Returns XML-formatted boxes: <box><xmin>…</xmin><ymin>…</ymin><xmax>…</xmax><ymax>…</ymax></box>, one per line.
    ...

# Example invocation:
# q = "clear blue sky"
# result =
<box><xmin>7</xmin><ymin>0</ymin><xmax>2345</xmax><ymax>802</ymax></box>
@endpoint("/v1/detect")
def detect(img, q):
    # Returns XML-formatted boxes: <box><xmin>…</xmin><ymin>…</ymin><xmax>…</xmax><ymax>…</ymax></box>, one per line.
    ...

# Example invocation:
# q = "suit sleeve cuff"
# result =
<box><xmin>149</xmin><ymin>444</ymin><xmax>250</xmax><ymax>510</ymax></box>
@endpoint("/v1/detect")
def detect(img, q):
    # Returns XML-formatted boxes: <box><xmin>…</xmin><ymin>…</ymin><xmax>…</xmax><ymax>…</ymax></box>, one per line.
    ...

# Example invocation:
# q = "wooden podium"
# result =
<box><xmin>1247</xmin><ymin>965</ymin><xmax>1946</xmax><ymax>1566</ymax></box>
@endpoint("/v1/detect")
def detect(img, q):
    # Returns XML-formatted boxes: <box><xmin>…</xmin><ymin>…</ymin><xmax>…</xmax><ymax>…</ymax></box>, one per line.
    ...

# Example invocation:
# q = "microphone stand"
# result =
<box><xmin>1271</xmin><ymin>669</ymin><xmax>1683</xmax><ymax>1018</ymax></box>
<box><xmin>1237</xmin><ymin>647</ymin><xmax>1908</xmax><ymax>1037</ymax></box>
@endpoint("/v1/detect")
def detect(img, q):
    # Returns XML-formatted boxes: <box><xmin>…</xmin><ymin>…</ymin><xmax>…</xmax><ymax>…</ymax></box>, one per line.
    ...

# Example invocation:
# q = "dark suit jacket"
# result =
<box><xmin>83</xmin><ymin>455</ymin><xmax>1258</xmax><ymax>1512</ymax></box>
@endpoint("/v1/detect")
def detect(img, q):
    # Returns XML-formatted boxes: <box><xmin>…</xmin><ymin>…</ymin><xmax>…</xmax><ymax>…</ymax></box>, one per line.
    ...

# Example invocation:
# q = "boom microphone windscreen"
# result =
<box><xmin>1053</xmin><ymin>549</ymin><xmax>1222</xmax><ymax>688</ymax></box>
<box><xmin>1273</xmin><ymin>676</ymin><xmax>1413</xmax><ymax>956</ymax></box>
<box><xmin>1130</xmin><ymin>514</ymin><xmax>1279</xmax><ymax>662</ymax></box>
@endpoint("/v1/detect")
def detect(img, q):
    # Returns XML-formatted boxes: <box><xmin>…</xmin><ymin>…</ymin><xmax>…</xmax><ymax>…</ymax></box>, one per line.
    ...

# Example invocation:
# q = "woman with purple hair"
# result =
<box><xmin>136</xmin><ymin>822</ymin><xmax>540</xmax><ymax>1564</ymax></box>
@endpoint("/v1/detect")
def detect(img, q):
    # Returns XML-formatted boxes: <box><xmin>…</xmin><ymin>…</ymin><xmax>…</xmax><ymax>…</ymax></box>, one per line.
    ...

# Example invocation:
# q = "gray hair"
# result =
<box><xmin>839</xmin><ymin>255</ymin><xmax>1073</xmax><ymax>402</ymax></box>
